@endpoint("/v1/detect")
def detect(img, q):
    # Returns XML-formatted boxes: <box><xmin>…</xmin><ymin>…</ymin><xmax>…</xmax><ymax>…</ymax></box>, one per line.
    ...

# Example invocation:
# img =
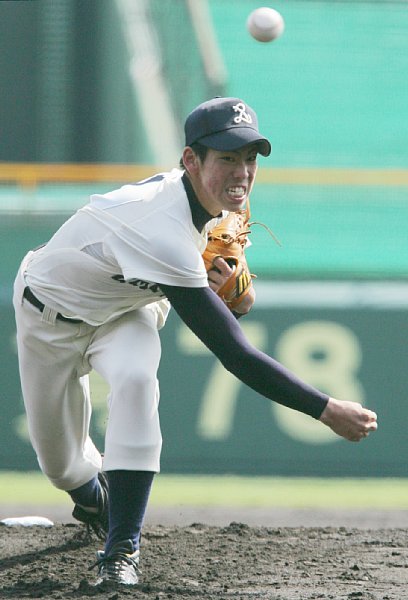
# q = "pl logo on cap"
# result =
<box><xmin>232</xmin><ymin>103</ymin><xmax>253</xmax><ymax>124</ymax></box>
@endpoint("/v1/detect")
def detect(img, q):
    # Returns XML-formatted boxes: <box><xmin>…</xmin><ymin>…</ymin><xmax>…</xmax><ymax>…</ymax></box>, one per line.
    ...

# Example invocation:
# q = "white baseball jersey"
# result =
<box><xmin>24</xmin><ymin>169</ymin><xmax>225</xmax><ymax>326</ymax></box>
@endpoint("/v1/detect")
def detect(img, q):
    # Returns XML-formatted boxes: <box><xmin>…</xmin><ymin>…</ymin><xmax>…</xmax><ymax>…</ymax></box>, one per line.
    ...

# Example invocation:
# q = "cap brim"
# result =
<box><xmin>196</xmin><ymin>127</ymin><xmax>271</xmax><ymax>157</ymax></box>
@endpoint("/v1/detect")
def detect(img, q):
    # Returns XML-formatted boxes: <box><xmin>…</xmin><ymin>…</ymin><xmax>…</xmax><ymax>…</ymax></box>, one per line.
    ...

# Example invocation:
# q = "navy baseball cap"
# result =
<box><xmin>184</xmin><ymin>97</ymin><xmax>271</xmax><ymax>156</ymax></box>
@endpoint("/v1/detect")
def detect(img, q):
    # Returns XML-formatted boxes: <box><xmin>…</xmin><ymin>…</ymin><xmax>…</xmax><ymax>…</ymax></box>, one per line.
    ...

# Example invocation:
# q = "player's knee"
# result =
<box><xmin>37</xmin><ymin>445</ymin><xmax>100</xmax><ymax>490</ymax></box>
<box><xmin>112</xmin><ymin>368</ymin><xmax>157</xmax><ymax>399</ymax></box>
<box><xmin>40</xmin><ymin>461</ymin><xmax>79</xmax><ymax>490</ymax></box>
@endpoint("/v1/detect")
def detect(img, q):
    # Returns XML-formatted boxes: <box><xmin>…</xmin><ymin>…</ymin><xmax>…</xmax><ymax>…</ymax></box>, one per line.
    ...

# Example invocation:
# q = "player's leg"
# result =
<box><xmin>13</xmin><ymin>266</ymin><xmax>102</xmax><ymax>490</ymax></box>
<box><xmin>89</xmin><ymin>305</ymin><xmax>163</xmax><ymax>475</ymax></box>
<box><xmin>88</xmin><ymin>306</ymin><xmax>162</xmax><ymax>583</ymax></box>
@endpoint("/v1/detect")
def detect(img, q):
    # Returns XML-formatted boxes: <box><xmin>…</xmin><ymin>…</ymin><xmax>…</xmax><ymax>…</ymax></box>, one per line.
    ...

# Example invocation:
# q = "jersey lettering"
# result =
<box><xmin>112</xmin><ymin>274</ymin><xmax>165</xmax><ymax>296</ymax></box>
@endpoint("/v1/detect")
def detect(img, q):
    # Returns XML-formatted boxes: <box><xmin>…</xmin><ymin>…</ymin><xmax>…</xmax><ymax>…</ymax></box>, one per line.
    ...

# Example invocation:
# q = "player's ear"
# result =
<box><xmin>182</xmin><ymin>147</ymin><xmax>199</xmax><ymax>174</ymax></box>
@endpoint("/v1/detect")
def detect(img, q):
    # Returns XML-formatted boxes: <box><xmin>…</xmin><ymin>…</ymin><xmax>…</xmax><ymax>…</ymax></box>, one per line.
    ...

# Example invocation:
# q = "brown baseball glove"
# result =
<box><xmin>202</xmin><ymin>202</ymin><xmax>255</xmax><ymax>312</ymax></box>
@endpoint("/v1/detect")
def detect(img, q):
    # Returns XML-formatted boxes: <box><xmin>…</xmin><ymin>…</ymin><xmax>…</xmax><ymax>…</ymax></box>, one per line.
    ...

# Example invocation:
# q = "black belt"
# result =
<box><xmin>23</xmin><ymin>287</ymin><xmax>83</xmax><ymax>324</ymax></box>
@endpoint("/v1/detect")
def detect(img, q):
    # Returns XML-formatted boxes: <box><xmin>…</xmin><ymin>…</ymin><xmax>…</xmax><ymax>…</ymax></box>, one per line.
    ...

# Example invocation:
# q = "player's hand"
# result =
<box><xmin>207</xmin><ymin>257</ymin><xmax>255</xmax><ymax>315</ymax></box>
<box><xmin>319</xmin><ymin>397</ymin><xmax>378</xmax><ymax>442</ymax></box>
<box><xmin>207</xmin><ymin>256</ymin><xmax>235</xmax><ymax>292</ymax></box>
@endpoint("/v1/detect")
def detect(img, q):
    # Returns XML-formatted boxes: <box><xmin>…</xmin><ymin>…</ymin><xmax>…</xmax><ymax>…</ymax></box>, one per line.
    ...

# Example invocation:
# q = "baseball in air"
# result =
<box><xmin>246</xmin><ymin>7</ymin><xmax>285</xmax><ymax>42</ymax></box>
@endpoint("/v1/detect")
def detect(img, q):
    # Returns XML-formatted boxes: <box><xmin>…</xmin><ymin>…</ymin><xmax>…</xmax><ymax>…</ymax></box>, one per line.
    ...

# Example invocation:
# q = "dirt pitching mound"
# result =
<box><xmin>0</xmin><ymin>522</ymin><xmax>407</xmax><ymax>599</ymax></box>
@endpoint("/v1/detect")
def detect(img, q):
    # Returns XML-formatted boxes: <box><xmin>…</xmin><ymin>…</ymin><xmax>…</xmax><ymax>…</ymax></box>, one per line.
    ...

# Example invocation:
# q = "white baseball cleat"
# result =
<box><xmin>93</xmin><ymin>539</ymin><xmax>140</xmax><ymax>586</ymax></box>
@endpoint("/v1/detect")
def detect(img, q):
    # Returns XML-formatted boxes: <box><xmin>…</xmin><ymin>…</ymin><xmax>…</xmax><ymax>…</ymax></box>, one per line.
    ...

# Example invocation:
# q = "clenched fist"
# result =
<box><xmin>319</xmin><ymin>397</ymin><xmax>378</xmax><ymax>442</ymax></box>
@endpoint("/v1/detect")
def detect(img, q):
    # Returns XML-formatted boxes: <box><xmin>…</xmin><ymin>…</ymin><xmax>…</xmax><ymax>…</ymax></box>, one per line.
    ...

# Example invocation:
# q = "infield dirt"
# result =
<box><xmin>1</xmin><ymin>520</ymin><xmax>407</xmax><ymax>599</ymax></box>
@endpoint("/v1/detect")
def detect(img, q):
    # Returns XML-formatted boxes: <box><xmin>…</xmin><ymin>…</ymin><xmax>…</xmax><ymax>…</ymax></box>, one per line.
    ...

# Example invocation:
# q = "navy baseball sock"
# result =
<box><xmin>68</xmin><ymin>475</ymin><xmax>100</xmax><ymax>511</ymax></box>
<box><xmin>105</xmin><ymin>470</ymin><xmax>154</xmax><ymax>555</ymax></box>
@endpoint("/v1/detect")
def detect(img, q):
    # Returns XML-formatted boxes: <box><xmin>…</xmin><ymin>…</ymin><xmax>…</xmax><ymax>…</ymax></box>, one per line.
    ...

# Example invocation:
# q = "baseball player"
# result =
<box><xmin>13</xmin><ymin>97</ymin><xmax>378</xmax><ymax>586</ymax></box>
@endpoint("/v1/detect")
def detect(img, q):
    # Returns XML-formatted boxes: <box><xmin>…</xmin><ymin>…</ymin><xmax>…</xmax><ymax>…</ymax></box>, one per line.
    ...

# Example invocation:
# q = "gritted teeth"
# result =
<box><xmin>228</xmin><ymin>186</ymin><xmax>246</xmax><ymax>197</ymax></box>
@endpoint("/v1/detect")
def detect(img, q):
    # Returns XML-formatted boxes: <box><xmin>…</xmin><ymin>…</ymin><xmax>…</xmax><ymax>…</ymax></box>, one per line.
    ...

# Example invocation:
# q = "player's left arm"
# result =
<box><xmin>202</xmin><ymin>203</ymin><xmax>256</xmax><ymax>317</ymax></box>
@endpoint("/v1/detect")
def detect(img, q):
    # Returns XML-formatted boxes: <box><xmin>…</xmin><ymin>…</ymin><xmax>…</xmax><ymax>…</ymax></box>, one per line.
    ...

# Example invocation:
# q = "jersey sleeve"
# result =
<box><xmin>160</xmin><ymin>283</ymin><xmax>329</xmax><ymax>419</ymax></box>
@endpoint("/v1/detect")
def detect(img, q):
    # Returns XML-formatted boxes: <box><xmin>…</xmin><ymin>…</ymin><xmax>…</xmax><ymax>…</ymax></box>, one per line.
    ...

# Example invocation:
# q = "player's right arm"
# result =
<box><xmin>160</xmin><ymin>284</ymin><xmax>377</xmax><ymax>442</ymax></box>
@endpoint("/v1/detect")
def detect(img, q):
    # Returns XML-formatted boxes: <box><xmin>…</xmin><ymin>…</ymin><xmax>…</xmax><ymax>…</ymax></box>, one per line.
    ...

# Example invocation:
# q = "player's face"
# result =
<box><xmin>189</xmin><ymin>145</ymin><xmax>258</xmax><ymax>215</ymax></box>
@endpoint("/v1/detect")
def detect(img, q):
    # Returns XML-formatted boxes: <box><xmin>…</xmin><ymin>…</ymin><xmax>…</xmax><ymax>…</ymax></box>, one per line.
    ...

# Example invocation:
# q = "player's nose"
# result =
<box><xmin>232</xmin><ymin>159</ymin><xmax>250</xmax><ymax>179</ymax></box>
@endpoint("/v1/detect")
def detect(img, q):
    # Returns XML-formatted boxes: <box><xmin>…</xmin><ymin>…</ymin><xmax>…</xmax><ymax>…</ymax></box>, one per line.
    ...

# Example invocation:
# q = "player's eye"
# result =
<box><xmin>245</xmin><ymin>145</ymin><xmax>259</xmax><ymax>162</ymax></box>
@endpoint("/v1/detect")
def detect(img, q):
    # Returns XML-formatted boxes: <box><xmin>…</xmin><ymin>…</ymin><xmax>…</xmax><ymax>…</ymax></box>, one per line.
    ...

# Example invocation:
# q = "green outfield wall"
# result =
<box><xmin>2</xmin><ymin>285</ymin><xmax>407</xmax><ymax>477</ymax></box>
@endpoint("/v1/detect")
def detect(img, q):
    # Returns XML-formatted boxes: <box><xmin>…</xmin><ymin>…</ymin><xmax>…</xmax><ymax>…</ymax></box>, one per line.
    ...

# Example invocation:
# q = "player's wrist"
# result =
<box><xmin>232</xmin><ymin>287</ymin><xmax>256</xmax><ymax>316</ymax></box>
<box><xmin>319</xmin><ymin>397</ymin><xmax>342</xmax><ymax>425</ymax></box>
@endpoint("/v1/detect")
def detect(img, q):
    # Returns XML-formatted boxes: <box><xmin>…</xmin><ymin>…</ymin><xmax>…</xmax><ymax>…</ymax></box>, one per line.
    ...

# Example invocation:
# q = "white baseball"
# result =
<box><xmin>246</xmin><ymin>7</ymin><xmax>285</xmax><ymax>43</ymax></box>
